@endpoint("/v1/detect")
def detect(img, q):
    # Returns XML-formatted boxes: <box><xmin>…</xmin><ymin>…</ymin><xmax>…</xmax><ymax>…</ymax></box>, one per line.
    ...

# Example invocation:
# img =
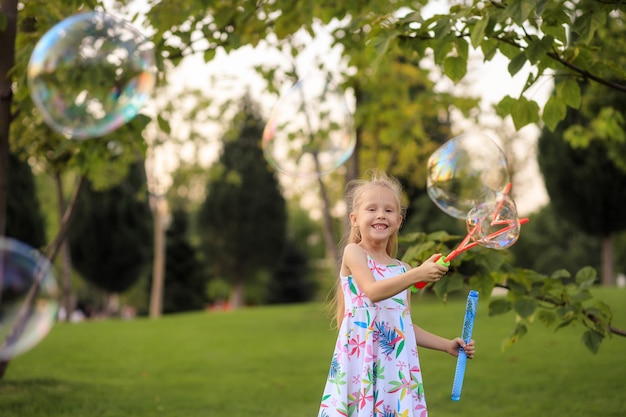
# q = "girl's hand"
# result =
<box><xmin>448</xmin><ymin>338</ymin><xmax>475</xmax><ymax>359</ymax></box>
<box><xmin>417</xmin><ymin>254</ymin><xmax>449</xmax><ymax>284</ymax></box>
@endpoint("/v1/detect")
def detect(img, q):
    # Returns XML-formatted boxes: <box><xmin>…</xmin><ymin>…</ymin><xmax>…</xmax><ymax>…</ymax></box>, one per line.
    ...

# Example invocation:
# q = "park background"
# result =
<box><xmin>1</xmin><ymin>0</ymin><xmax>626</xmax><ymax>416</ymax></box>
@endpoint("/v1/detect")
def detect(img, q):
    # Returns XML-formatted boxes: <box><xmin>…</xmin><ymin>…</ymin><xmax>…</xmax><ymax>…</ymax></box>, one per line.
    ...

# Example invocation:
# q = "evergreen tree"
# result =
<box><xmin>67</xmin><ymin>162</ymin><xmax>153</xmax><ymax>294</ymax></box>
<box><xmin>537</xmin><ymin>82</ymin><xmax>626</xmax><ymax>286</ymax></box>
<box><xmin>267</xmin><ymin>238</ymin><xmax>315</xmax><ymax>304</ymax></box>
<box><xmin>5</xmin><ymin>152</ymin><xmax>46</xmax><ymax>249</ymax></box>
<box><xmin>161</xmin><ymin>208</ymin><xmax>207</xmax><ymax>313</ymax></box>
<box><xmin>197</xmin><ymin>95</ymin><xmax>287</xmax><ymax>308</ymax></box>
<box><xmin>509</xmin><ymin>205</ymin><xmax>601</xmax><ymax>275</ymax></box>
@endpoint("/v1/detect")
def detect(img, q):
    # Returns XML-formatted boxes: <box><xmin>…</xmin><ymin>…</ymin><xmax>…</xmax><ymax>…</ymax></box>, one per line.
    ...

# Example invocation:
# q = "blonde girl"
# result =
<box><xmin>318</xmin><ymin>170</ymin><xmax>475</xmax><ymax>417</ymax></box>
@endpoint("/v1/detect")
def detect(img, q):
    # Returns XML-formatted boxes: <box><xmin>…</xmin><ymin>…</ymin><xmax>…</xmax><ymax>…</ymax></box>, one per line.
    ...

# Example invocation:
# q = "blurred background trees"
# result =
<box><xmin>0</xmin><ymin>1</ymin><xmax>624</xmax><ymax>354</ymax></box>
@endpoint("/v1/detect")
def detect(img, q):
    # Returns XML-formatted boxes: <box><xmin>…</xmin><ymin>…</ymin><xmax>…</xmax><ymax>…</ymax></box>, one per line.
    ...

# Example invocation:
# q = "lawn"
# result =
<box><xmin>1</xmin><ymin>288</ymin><xmax>625</xmax><ymax>417</ymax></box>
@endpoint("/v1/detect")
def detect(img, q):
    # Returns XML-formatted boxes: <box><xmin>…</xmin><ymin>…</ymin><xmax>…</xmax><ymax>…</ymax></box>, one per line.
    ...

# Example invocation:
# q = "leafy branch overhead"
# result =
<box><xmin>384</xmin><ymin>1</ymin><xmax>626</xmax><ymax>145</ymax></box>
<box><xmin>401</xmin><ymin>231</ymin><xmax>624</xmax><ymax>354</ymax></box>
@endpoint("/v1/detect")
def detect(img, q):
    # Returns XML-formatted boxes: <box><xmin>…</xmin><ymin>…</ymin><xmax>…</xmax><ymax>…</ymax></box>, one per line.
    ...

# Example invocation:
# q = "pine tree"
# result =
<box><xmin>67</xmin><ymin>162</ymin><xmax>153</xmax><ymax>294</ymax></box>
<box><xmin>5</xmin><ymin>152</ymin><xmax>46</xmax><ymax>249</ymax></box>
<box><xmin>197</xmin><ymin>96</ymin><xmax>287</xmax><ymax>307</ymax></box>
<box><xmin>537</xmin><ymin>83</ymin><xmax>626</xmax><ymax>285</ymax></box>
<box><xmin>162</xmin><ymin>208</ymin><xmax>207</xmax><ymax>313</ymax></box>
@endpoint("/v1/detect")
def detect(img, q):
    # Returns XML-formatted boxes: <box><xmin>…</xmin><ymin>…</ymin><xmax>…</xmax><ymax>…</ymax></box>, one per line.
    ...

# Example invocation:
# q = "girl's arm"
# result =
<box><xmin>343</xmin><ymin>243</ymin><xmax>447</xmax><ymax>303</ymax></box>
<box><xmin>412</xmin><ymin>323</ymin><xmax>476</xmax><ymax>358</ymax></box>
<box><xmin>406</xmin><ymin>275</ymin><xmax>476</xmax><ymax>358</ymax></box>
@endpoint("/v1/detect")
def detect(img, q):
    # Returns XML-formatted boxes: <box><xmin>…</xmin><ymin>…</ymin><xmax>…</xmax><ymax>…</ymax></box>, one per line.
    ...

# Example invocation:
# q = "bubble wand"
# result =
<box><xmin>411</xmin><ymin>184</ymin><xmax>528</xmax><ymax>292</ymax></box>
<box><xmin>451</xmin><ymin>289</ymin><xmax>479</xmax><ymax>401</ymax></box>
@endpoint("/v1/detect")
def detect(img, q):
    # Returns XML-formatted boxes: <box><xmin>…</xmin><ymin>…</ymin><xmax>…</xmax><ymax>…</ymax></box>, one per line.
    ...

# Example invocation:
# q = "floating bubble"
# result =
<box><xmin>27</xmin><ymin>11</ymin><xmax>157</xmax><ymax>140</ymax></box>
<box><xmin>466</xmin><ymin>195</ymin><xmax>520</xmax><ymax>250</ymax></box>
<box><xmin>427</xmin><ymin>132</ymin><xmax>510</xmax><ymax>219</ymax></box>
<box><xmin>262</xmin><ymin>74</ymin><xmax>356</xmax><ymax>178</ymax></box>
<box><xmin>0</xmin><ymin>237</ymin><xmax>60</xmax><ymax>361</ymax></box>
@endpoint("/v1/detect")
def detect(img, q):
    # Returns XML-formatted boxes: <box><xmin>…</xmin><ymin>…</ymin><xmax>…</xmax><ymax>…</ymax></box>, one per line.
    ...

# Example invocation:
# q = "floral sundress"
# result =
<box><xmin>318</xmin><ymin>256</ymin><xmax>428</xmax><ymax>417</ymax></box>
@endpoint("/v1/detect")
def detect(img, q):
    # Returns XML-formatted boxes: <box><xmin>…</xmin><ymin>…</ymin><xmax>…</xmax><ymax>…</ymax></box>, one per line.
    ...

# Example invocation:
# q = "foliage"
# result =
<box><xmin>161</xmin><ymin>208</ymin><xmax>207</xmax><ymax>313</ymax></box>
<box><xmin>537</xmin><ymin>85</ymin><xmax>626</xmax><ymax>238</ymax></box>
<box><xmin>382</xmin><ymin>1</ymin><xmax>626</xmax><ymax>169</ymax></box>
<box><xmin>5</xmin><ymin>152</ymin><xmax>46</xmax><ymax>249</ymax></box>
<box><xmin>509</xmin><ymin>204</ymin><xmax>601</xmax><ymax>275</ymax></box>
<box><xmin>67</xmin><ymin>161</ymin><xmax>153</xmax><ymax>293</ymax></box>
<box><xmin>267</xmin><ymin>238</ymin><xmax>316</xmax><ymax>304</ymax></box>
<box><xmin>400</xmin><ymin>231</ymin><xmax>622</xmax><ymax>353</ymax></box>
<box><xmin>196</xmin><ymin>96</ymin><xmax>287</xmax><ymax>306</ymax></box>
<box><xmin>10</xmin><ymin>0</ymin><xmax>151</xmax><ymax>191</ymax></box>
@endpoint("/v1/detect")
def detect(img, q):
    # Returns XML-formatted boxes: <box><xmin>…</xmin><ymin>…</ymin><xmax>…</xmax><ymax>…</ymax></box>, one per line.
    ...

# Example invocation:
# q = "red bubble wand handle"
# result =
<box><xmin>411</xmin><ymin>184</ymin><xmax>528</xmax><ymax>292</ymax></box>
<box><xmin>410</xmin><ymin>218</ymin><xmax>528</xmax><ymax>292</ymax></box>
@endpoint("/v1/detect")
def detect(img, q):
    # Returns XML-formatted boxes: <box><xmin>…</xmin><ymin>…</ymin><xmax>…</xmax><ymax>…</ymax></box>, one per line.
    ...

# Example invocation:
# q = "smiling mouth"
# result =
<box><xmin>372</xmin><ymin>224</ymin><xmax>388</xmax><ymax>230</ymax></box>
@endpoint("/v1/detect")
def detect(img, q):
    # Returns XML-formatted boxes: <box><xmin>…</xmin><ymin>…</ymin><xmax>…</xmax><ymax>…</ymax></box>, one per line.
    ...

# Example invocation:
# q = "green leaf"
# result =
<box><xmin>575</xmin><ymin>266</ymin><xmax>597</xmax><ymax>289</ymax></box>
<box><xmin>556</xmin><ymin>78</ymin><xmax>581</xmax><ymax>109</ymax></box>
<box><xmin>494</xmin><ymin>95</ymin><xmax>516</xmax><ymax>118</ymax></box>
<box><xmin>570</xmin><ymin>289</ymin><xmax>592</xmax><ymax>304</ymax></box>
<box><xmin>510</xmin><ymin>97</ymin><xmax>540</xmax><ymax>130</ymax></box>
<box><xmin>525</xmin><ymin>35</ymin><xmax>553</xmax><ymax>64</ymax></box>
<box><xmin>470</xmin><ymin>16</ymin><xmax>489</xmax><ymax>49</ymax></box>
<box><xmin>542</xmin><ymin>95</ymin><xmax>567</xmax><ymax>131</ymax></box>
<box><xmin>581</xmin><ymin>330</ymin><xmax>603</xmax><ymax>354</ymax></box>
<box><xmin>513</xmin><ymin>297</ymin><xmax>537</xmax><ymax>318</ymax></box>
<box><xmin>432</xmin><ymin>272</ymin><xmax>464</xmax><ymax>299</ymax></box>
<box><xmin>537</xmin><ymin>309</ymin><xmax>557</xmax><ymax>327</ymax></box>
<box><xmin>488</xmin><ymin>298</ymin><xmax>512</xmax><ymax>316</ymax></box>
<box><xmin>572</xmin><ymin>11</ymin><xmax>606</xmax><ymax>44</ymax></box>
<box><xmin>501</xmin><ymin>322</ymin><xmax>528</xmax><ymax>351</ymax></box>
<box><xmin>505</xmin><ymin>0</ymin><xmax>536</xmax><ymax>25</ymax></box>
<box><xmin>508</xmin><ymin>51</ymin><xmax>527</xmax><ymax>76</ymax></box>
<box><xmin>443</xmin><ymin>56</ymin><xmax>467</xmax><ymax>83</ymax></box>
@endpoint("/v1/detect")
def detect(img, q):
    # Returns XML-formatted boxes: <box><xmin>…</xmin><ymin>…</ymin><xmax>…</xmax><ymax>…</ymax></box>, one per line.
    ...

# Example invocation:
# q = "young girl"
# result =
<box><xmin>318</xmin><ymin>170</ymin><xmax>476</xmax><ymax>417</ymax></box>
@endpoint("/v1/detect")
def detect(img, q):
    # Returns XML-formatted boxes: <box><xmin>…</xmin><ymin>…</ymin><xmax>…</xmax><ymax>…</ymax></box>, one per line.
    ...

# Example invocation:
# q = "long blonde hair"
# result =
<box><xmin>332</xmin><ymin>170</ymin><xmax>407</xmax><ymax>328</ymax></box>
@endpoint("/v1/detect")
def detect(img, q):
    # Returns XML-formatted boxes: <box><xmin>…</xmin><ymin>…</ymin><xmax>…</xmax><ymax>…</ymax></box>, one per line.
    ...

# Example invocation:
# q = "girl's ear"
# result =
<box><xmin>349</xmin><ymin>212</ymin><xmax>357</xmax><ymax>226</ymax></box>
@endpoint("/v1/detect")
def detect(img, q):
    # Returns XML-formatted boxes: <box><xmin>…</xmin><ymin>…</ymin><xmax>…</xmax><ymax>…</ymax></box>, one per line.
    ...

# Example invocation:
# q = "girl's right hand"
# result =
<box><xmin>417</xmin><ymin>254</ymin><xmax>449</xmax><ymax>284</ymax></box>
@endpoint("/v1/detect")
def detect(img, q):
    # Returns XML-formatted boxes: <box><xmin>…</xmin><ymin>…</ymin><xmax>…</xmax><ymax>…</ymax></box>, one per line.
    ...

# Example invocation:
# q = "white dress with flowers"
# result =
<box><xmin>318</xmin><ymin>256</ymin><xmax>428</xmax><ymax>417</ymax></box>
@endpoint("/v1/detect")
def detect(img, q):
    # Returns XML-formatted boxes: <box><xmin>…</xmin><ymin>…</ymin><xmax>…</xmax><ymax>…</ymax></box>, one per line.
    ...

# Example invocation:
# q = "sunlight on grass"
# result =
<box><xmin>1</xmin><ymin>289</ymin><xmax>624</xmax><ymax>417</ymax></box>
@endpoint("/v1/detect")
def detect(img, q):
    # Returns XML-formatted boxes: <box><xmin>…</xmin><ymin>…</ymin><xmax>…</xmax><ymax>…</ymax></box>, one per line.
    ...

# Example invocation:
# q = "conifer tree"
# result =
<box><xmin>197</xmin><ymin>96</ymin><xmax>287</xmax><ymax>308</ymax></box>
<box><xmin>67</xmin><ymin>162</ymin><xmax>153</xmax><ymax>294</ymax></box>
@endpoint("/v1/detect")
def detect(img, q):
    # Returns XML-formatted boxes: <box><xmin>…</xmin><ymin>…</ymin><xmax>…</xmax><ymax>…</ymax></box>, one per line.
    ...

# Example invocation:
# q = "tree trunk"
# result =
<box><xmin>601</xmin><ymin>234</ymin><xmax>614</xmax><ymax>286</ymax></box>
<box><xmin>54</xmin><ymin>172</ymin><xmax>73</xmax><ymax>322</ymax></box>
<box><xmin>149</xmin><ymin>195</ymin><xmax>166</xmax><ymax>318</ymax></box>
<box><xmin>229</xmin><ymin>278</ymin><xmax>244</xmax><ymax>309</ymax></box>
<box><xmin>0</xmin><ymin>0</ymin><xmax>19</xmax><ymax>380</ymax></box>
<box><xmin>0</xmin><ymin>0</ymin><xmax>18</xmax><ymax>237</ymax></box>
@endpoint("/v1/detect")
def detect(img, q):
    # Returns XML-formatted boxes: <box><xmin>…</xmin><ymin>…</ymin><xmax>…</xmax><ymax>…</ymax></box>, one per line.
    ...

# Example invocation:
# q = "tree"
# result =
<box><xmin>537</xmin><ymin>91</ymin><xmax>626</xmax><ymax>285</ymax></box>
<box><xmin>197</xmin><ymin>96</ymin><xmax>287</xmax><ymax>308</ymax></box>
<box><xmin>161</xmin><ymin>208</ymin><xmax>207</xmax><ymax>314</ymax></box>
<box><xmin>67</xmin><ymin>161</ymin><xmax>153</xmax><ymax>298</ymax></box>
<box><xmin>5</xmin><ymin>151</ymin><xmax>46</xmax><ymax>249</ymax></box>
<box><xmin>509</xmin><ymin>204</ymin><xmax>601</xmax><ymax>275</ymax></box>
<box><xmin>267</xmin><ymin>238</ymin><xmax>315</xmax><ymax>305</ymax></box>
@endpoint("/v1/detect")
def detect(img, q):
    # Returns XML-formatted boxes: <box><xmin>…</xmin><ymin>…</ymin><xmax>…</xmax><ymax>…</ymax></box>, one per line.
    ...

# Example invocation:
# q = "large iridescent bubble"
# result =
<box><xmin>427</xmin><ymin>132</ymin><xmax>510</xmax><ymax>219</ymax></box>
<box><xmin>466</xmin><ymin>195</ymin><xmax>521</xmax><ymax>250</ymax></box>
<box><xmin>0</xmin><ymin>237</ymin><xmax>60</xmax><ymax>360</ymax></box>
<box><xmin>262</xmin><ymin>74</ymin><xmax>356</xmax><ymax>178</ymax></box>
<box><xmin>27</xmin><ymin>11</ymin><xmax>157</xmax><ymax>139</ymax></box>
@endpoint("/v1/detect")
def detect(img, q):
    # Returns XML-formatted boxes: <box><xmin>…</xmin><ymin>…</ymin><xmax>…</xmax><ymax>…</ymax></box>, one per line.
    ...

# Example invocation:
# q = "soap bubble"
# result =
<box><xmin>427</xmin><ymin>132</ymin><xmax>510</xmax><ymax>219</ymax></box>
<box><xmin>466</xmin><ymin>195</ymin><xmax>520</xmax><ymax>250</ymax></box>
<box><xmin>27</xmin><ymin>11</ymin><xmax>157</xmax><ymax>139</ymax></box>
<box><xmin>0</xmin><ymin>237</ymin><xmax>60</xmax><ymax>360</ymax></box>
<box><xmin>262</xmin><ymin>74</ymin><xmax>356</xmax><ymax>178</ymax></box>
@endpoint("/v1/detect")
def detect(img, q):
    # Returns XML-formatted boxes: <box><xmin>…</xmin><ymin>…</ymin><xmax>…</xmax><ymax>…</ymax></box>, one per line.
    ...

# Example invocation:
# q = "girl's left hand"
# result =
<box><xmin>449</xmin><ymin>337</ymin><xmax>475</xmax><ymax>359</ymax></box>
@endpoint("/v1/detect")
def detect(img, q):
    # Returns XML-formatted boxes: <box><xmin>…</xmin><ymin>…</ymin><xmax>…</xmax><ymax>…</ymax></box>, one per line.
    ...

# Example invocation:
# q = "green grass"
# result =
<box><xmin>1</xmin><ymin>288</ymin><xmax>625</xmax><ymax>417</ymax></box>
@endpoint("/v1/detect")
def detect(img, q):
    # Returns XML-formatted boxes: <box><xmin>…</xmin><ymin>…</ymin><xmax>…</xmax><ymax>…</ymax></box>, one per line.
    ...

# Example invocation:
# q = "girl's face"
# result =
<box><xmin>350</xmin><ymin>185</ymin><xmax>402</xmax><ymax>243</ymax></box>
